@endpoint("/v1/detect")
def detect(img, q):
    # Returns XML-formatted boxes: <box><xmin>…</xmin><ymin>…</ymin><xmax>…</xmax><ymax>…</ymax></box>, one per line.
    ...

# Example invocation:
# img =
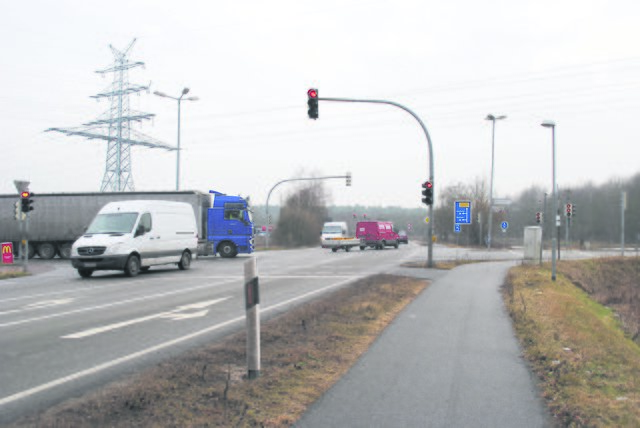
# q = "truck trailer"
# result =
<box><xmin>0</xmin><ymin>190</ymin><xmax>254</xmax><ymax>259</ymax></box>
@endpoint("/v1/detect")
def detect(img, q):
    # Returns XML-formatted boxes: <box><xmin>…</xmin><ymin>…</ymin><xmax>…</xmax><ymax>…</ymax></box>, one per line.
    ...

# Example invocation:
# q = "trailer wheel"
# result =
<box><xmin>345</xmin><ymin>246</ymin><xmax>351</xmax><ymax>252</ymax></box>
<box><xmin>78</xmin><ymin>269</ymin><xmax>93</xmax><ymax>278</ymax></box>
<box><xmin>218</xmin><ymin>242</ymin><xmax>237</xmax><ymax>258</ymax></box>
<box><xmin>124</xmin><ymin>255</ymin><xmax>141</xmax><ymax>277</ymax></box>
<box><xmin>178</xmin><ymin>251</ymin><xmax>192</xmax><ymax>270</ymax></box>
<box><xmin>58</xmin><ymin>243</ymin><xmax>72</xmax><ymax>259</ymax></box>
<box><xmin>331</xmin><ymin>248</ymin><xmax>338</xmax><ymax>253</ymax></box>
<box><xmin>37</xmin><ymin>242</ymin><xmax>57</xmax><ymax>260</ymax></box>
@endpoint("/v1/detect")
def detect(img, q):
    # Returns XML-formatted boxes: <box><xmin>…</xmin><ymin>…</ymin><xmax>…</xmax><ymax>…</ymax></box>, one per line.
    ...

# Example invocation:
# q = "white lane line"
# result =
<box><xmin>0</xmin><ymin>279</ymin><xmax>238</xmax><ymax>329</ymax></box>
<box><xmin>62</xmin><ymin>298</ymin><xmax>230</xmax><ymax>339</ymax></box>
<box><xmin>0</xmin><ymin>299</ymin><xmax>76</xmax><ymax>316</ymax></box>
<box><xmin>0</xmin><ymin>275</ymin><xmax>363</xmax><ymax>408</ymax></box>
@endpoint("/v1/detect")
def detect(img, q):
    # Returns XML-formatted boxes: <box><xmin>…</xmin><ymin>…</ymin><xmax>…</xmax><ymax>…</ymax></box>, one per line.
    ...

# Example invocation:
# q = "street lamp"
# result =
<box><xmin>541</xmin><ymin>119</ymin><xmax>557</xmax><ymax>281</ymax></box>
<box><xmin>154</xmin><ymin>88</ymin><xmax>199</xmax><ymax>191</ymax></box>
<box><xmin>485</xmin><ymin>114</ymin><xmax>507</xmax><ymax>249</ymax></box>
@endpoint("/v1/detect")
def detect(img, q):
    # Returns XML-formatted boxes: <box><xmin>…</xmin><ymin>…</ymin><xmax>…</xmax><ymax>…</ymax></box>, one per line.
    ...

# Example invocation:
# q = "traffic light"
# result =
<box><xmin>20</xmin><ymin>191</ymin><xmax>34</xmax><ymax>213</ymax></box>
<box><xmin>421</xmin><ymin>181</ymin><xmax>433</xmax><ymax>205</ymax></box>
<box><xmin>346</xmin><ymin>172</ymin><xmax>352</xmax><ymax>186</ymax></box>
<box><xmin>566</xmin><ymin>203</ymin><xmax>572</xmax><ymax>217</ymax></box>
<box><xmin>571</xmin><ymin>204</ymin><xmax>576</xmax><ymax>217</ymax></box>
<box><xmin>307</xmin><ymin>88</ymin><xmax>318</xmax><ymax>120</ymax></box>
<box><xmin>14</xmin><ymin>201</ymin><xmax>21</xmax><ymax>220</ymax></box>
<box><xmin>535</xmin><ymin>212</ymin><xmax>541</xmax><ymax>224</ymax></box>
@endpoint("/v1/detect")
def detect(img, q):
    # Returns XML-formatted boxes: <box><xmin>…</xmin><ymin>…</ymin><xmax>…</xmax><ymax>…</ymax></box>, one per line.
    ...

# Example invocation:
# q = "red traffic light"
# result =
<box><xmin>424</xmin><ymin>181</ymin><xmax>433</xmax><ymax>188</ymax></box>
<box><xmin>307</xmin><ymin>88</ymin><xmax>318</xmax><ymax>98</ymax></box>
<box><xmin>20</xmin><ymin>191</ymin><xmax>30</xmax><ymax>198</ymax></box>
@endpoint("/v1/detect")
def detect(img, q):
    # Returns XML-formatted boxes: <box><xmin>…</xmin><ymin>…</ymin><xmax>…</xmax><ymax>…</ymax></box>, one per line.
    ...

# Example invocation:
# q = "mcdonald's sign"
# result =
<box><xmin>2</xmin><ymin>242</ymin><xmax>14</xmax><ymax>264</ymax></box>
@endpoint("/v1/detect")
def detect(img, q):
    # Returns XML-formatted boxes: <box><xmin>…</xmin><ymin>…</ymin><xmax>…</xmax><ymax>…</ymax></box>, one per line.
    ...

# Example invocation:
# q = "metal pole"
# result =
<box><xmin>244</xmin><ymin>257</ymin><xmax>260</xmax><ymax>379</ymax></box>
<box><xmin>622</xmin><ymin>191</ymin><xmax>626</xmax><ymax>257</ymax></box>
<box><xmin>488</xmin><ymin>120</ymin><xmax>495</xmax><ymax>249</ymax></box>
<box><xmin>264</xmin><ymin>174</ymin><xmax>350</xmax><ymax>249</ymax></box>
<box><xmin>176</xmin><ymin>98</ymin><xmax>182</xmax><ymax>191</ymax></box>
<box><xmin>540</xmin><ymin>193</ymin><xmax>547</xmax><ymax>265</ymax></box>
<box><xmin>320</xmin><ymin>97</ymin><xmax>435</xmax><ymax>267</ymax></box>
<box><xmin>551</xmin><ymin>126</ymin><xmax>557</xmax><ymax>280</ymax></box>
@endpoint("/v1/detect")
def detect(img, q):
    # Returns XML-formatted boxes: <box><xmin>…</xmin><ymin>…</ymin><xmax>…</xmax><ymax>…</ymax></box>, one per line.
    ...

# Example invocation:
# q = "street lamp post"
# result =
<box><xmin>541</xmin><ymin>120</ymin><xmax>557</xmax><ymax>281</ymax></box>
<box><xmin>485</xmin><ymin>114</ymin><xmax>507</xmax><ymax>249</ymax></box>
<box><xmin>154</xmin><ymin>88</ymin><xmax>199</xmax><ymax>190</ymax></box>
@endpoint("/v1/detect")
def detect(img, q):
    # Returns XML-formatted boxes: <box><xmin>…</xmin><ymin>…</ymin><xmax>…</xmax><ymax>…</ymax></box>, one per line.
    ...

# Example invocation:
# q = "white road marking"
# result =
<box><xmin>62</xmin><ymin>298</ymin><xmax>229</xmax><ymax>339</ymax></box>
<box><xmin>0</xmin><ymin>280</ymin><xmax>238</xmax><ymax>329</ymax></box>
<box><xmin>0</xmin><ymin>299</ymin><xmax>75</xmax><ymax>316</ymax></box>
<box><xmin>0</xmin><ymin>275</ymin><xmax>363</xmax><ymax>408</ymax></box>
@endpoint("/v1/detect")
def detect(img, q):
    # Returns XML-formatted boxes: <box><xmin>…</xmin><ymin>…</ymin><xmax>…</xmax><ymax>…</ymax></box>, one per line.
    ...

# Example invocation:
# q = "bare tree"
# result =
<box><xmin>272</xmin><ymin>181</ymin><xmax>329</xmax><ymax>247</ymax></box>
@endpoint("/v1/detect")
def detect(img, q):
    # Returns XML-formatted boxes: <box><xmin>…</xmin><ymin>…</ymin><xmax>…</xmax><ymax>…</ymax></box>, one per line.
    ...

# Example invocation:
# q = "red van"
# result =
<box><xmin>356</xmin><ymin>221</ymin><xmax>400</xmax><ymax>250</ymax></box>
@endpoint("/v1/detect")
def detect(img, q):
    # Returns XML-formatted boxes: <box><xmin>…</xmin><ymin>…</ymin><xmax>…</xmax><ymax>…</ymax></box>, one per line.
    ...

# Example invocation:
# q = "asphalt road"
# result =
<box><xmin>0</xmin><ymin>242</ymin><xmax>616</xmax><ymax>424</ymax></box>
<box><xmin>296</xmin><ymin>261</ymin><xmax>553</xmax><ymax>428</ymax></box>
<box><xmin>0</xmin><ymin>244</ymin><xmax>424</xmax><ymax>424</ymax></box>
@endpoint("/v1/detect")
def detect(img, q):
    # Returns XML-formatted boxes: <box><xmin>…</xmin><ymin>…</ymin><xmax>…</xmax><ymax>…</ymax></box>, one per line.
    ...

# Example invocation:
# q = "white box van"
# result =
<box><xmin>321</xmin><ymin>221</ymin><xmax>348</xmax><ymax>240</ymax></box>
<box><xmin>70</xmin><ymin>200</ymin><xmax>198</xmax><ymax>278</ymax></box>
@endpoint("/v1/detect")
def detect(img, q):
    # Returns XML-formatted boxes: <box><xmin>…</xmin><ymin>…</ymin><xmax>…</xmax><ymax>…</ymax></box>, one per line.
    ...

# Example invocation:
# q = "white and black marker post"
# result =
<box><xmin>244</xmin><ymin>257</ymin><xmax>260</xmax><ymax>379</ymax></box>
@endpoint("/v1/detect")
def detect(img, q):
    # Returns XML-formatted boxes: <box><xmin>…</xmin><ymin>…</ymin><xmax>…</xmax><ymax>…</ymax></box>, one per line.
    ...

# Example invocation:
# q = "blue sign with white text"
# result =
<box><xmin>454</xmin><ymin>201</ymin><xmax>472</xmax><ymax>225</ymax></box>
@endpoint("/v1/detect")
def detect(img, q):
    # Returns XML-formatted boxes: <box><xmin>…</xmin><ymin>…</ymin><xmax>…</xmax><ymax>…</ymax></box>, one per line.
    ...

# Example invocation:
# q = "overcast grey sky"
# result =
<box><xmin>2</xmin><ymin>0</ymin><xmax>640</xmax><ymax>207</ymax></box>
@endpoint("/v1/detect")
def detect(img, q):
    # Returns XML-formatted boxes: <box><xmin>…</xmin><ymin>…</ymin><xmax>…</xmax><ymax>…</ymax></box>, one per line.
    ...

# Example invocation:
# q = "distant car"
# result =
<box><xmin>398</xmin><ymin>230</ymin><xmax>408</xmax><ymax>244</ymax></box>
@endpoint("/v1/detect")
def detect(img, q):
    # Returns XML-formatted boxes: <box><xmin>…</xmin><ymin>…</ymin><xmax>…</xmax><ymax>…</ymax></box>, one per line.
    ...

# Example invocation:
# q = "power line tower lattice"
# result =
<box><xmin>46</xmin><ymin>39</ymin><xmax>176</xmax><ymax>192</ymax></box>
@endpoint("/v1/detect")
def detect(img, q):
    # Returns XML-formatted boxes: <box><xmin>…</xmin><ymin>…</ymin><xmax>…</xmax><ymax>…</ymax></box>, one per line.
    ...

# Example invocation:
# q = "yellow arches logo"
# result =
<box><xmin>2</xmin><ymin>242</ymin><xmax>14</xmax><ymax>264</ymax></box>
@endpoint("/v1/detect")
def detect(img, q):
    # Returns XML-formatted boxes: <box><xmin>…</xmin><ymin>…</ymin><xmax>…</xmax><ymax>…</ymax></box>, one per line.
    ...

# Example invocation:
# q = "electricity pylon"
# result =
<box><xmin>46</xmin><ymin>39</ymin><xmax>176</xmax><ymax>192</ymax></box>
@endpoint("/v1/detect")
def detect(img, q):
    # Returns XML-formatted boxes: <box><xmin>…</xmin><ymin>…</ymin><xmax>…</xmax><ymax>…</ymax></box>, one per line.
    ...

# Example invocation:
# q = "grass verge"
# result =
<box><xmin>11</xmin><ymin>274</ymin><xmax>427</xmax><ymax>427</ymax></box>
<box><xmin>503</xmin><ymin>262</ymin><xmax>640</xmax><ymax>426</ymax></box>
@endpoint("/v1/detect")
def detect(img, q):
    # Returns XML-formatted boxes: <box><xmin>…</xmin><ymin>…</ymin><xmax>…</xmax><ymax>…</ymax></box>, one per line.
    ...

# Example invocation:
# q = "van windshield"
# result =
<box><xmin>86</xmin><ymin>212</ymin><xmax>139</xmax><ymax>234</ymax></box>
<box><xmin>322</xmin><ymin>226</ymin><xmax>343</xmax><ymax>234</ymax></box>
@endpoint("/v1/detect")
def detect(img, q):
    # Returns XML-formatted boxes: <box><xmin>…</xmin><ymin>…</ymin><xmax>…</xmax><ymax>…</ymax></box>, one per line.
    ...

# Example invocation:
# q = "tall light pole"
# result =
<box><xmin>154</xmin><ymin>88</ymin><xmax>199</xmax><ymax>190</ymax></box>
<box><xmin>541</xmin><ymin>120</ymin><xmax>557</xmax><ymax>281</ymax></box>
<box><xmin>485</xmin><ymin>114</ymin><xmax>507</xmax><ymax>249</ymax></box>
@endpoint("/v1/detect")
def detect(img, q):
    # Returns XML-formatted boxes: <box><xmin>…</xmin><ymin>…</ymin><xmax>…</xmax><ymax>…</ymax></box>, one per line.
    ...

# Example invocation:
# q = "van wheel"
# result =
<box><xmin>360</xmin><ymin>246</ymin><xmax>365</xmax><ymax>251</ymax></box>
<box><xmin>394</xmin><ymin>240</ymin><xmax>399</xmax><ymax>249</ymax></box>
<box><xmin>37</xmin><ymin>242</ymin><xmax>57</xmax><ymax>260</ymax></box>
<box><xmin>78</xmin><ymin>269</ymin><xmax>93</xmax><ymax>278</ymax></box>
<box><xmin>219</xmin><ymin>242</ymin><xmax>237</xmax><ymax>258</ymax></box>
<box><xmin>331</xmin><ymin>248</ymin><xmax>338</xmax><ymax>253</ymax></box>
<box><xmin>178</xmin><ymin>251</ymin><xmax>192</xmax><ymax>270</ymax></box>
<box><xmin>124</xmin><ymin>255</ymin><xmax>141</xmax><ymax>277</ymax></box>
<box><xmin>345</xmin><ymin>246</ymin><xmax>351</xmax><ymax>252</ymax></box>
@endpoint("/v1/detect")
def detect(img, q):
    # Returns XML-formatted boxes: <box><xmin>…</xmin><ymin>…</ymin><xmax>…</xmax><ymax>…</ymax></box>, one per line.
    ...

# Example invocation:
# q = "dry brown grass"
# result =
<box><xmin>10</xmin><ymin>274</ymin><xmax>427</xmax><ymax>427</ymax></box>
<box><xmin>504</xmin><ymin>262</ymin><xmax>640</xmax><ymax>427</ymax></box>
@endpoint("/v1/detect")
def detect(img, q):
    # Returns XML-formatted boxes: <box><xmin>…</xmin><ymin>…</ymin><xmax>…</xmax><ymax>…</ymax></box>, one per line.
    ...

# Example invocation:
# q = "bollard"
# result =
<box><xmin>244</xmin><ymin>257</ymin><xmax>260</xmax><ymax>379</ymax></box>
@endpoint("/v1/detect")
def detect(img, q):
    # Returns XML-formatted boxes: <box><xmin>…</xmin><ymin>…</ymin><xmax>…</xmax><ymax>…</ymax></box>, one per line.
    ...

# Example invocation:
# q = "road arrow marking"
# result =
<box><xmin>62</xmin><ymin>297</ymin><xmax>229</xmax><ymax>339</ymax></box>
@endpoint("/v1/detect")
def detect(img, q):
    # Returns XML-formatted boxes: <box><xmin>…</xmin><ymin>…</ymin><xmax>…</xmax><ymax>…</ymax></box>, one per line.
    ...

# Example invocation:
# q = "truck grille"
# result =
<box><xmin>77</xmin><ymin>246</ymin><xmax>106</xmax><ymax>256</ymax></box>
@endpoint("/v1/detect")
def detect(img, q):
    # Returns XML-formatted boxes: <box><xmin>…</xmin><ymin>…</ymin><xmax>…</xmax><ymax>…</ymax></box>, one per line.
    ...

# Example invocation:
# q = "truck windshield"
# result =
<box><xmin>322</xmin><ymin>226</ymin><xmax>343</xmax><ymax>234</ymax></box>
<box><xmin>85</xmin><ymin>212</ymin><xmax>139</xmax><ymax>234</ymax></box>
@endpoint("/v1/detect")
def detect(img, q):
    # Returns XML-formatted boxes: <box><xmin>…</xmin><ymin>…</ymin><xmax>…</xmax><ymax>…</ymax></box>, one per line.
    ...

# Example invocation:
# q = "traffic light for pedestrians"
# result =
<box><xmin>307</xmin><ymin>88</ymin><xmax>318</xmax><ymax>120</ymax></box>
<box><xmin>20</xmin><ymin>191</ymin><xmax>34</xmax><ymax>213</ymax></box>
<box><xmin>346</xmin><ymin>172</ymin><xmax>352</xmax><ymax>186</ymax></box>
<box><xmin>421</xmin><ymin>181</ymin><xmax>433</xmax><ymax>205</ymax></box>
<box><xmin>536</xmin><ymin>212</ymin><xmax>541</xmax><ymax>223</ymax></box>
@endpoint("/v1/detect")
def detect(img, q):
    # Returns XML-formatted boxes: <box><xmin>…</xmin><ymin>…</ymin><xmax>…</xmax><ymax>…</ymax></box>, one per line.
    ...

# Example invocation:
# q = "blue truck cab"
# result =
<box><xmin>207</xmin><ymin>191</ymin><xmax>254</xmax><ymax>257</ymax></box>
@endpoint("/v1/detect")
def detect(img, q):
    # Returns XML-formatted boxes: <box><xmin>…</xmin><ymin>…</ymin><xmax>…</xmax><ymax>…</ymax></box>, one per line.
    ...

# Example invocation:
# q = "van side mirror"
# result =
<box><xmin>135</xmin><ymin>224</ymin><xmax>146</xmax><ymax>237</ymax></box>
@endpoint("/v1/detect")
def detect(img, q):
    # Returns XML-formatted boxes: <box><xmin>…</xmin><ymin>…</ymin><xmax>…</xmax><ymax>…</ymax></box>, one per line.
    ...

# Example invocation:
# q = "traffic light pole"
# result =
<box><xmin>265</xmin><ymin>174</ymin><xmax>351</xmax><ymax>250</ymax></box>
<box><xmin>318</xmin><ymin>97</ymin><xmax>435</xmax><ymax>268</ymax></box>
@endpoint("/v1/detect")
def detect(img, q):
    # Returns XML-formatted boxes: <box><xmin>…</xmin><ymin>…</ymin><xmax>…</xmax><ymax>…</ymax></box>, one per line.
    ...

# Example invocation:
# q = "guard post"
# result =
<box><xmin>244</xmin><ymin>257</ymin><xmax>260</xmax><ymax>379</ymax></box>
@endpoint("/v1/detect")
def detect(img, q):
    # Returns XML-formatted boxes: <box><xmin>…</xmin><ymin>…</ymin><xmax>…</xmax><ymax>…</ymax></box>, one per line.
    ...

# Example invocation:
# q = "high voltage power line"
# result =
<box><xmin>45</xmin><ymin>39</ymin><xmax>175</xmax><ymax>192</ymax></box>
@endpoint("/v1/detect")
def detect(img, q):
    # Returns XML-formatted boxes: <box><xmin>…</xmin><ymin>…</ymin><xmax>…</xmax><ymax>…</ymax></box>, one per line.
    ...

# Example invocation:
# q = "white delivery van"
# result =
<box><xmin>321</xmin><ymin>221</ymin><xmax>348</xmax><ymax>240</ymax></box>
<box><xmin>71</xmin><ymin>200</ymin><xmax>198</xmax><ymax>278</ymax></box>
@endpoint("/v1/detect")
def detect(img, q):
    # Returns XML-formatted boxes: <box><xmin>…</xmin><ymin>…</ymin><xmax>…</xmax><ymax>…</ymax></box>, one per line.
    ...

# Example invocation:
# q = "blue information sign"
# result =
<box><xmin>454</xmin><ymin>201</ymin><xmax>472</xmax><ymax>225</ymax></box>
<box><xmin>454</xmin><ymin>224</ymin><xmax>461</xmax><ymax>233</ymax></box>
